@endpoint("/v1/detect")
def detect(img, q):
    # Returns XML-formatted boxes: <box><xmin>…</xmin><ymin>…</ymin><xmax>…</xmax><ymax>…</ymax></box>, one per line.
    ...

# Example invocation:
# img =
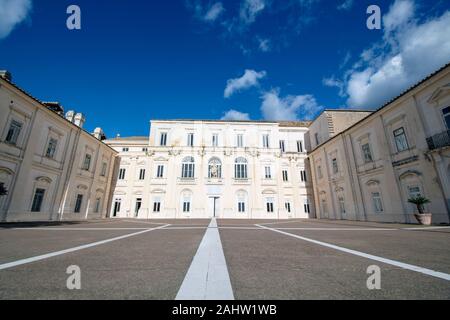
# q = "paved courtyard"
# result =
<box><xmin>0</xmin><ymin>218</ymin><xmax>449</xmax><ymax>300</ymax></box>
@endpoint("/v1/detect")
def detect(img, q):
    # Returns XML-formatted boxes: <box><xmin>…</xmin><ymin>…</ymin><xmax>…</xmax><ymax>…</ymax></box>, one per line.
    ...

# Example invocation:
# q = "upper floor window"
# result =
<box><xmin>279</xmin><ymin>140</ymin><xmax>286</xmax><ymax>153</ymax></box>
<box><xmin>332</xmin><ymin>158</ymin><xmax>339</xmax><ymax>174</ymax></box>
<box><xmin>361</xmin><ymin>143</ymin><xmax>373</xmax><ymax>163</ymax></box>
<box><xmin>156</xmin><ymin>165</ymin><xmax>164</xmax><ymax>178</ymax></box>
<box><xmin>236</xmin><ymin>134</ymin><xmax>244</xmax><ymax>148</ymax></box>
<box><xmin>45</xmin><ymin>138</ymin><xmax>58</xmax><ymax>159</ymax></box>
<box><xmin>442</xmin><ymin>106</ymin><xmax>450</xmax><ymax>129</ymax></box>
<box><xmin>139</xmin><ymin>169</ymin><xmax>146</xmax><ymax>180</ymax></box>
<box><xmin>317</xmin><ymin>165</ymin><xmax>323</xmax><ymax>179</ymax></box>
<box><xmin>393</xmin><ymin>127</ymin><xmax>409</xmax><ymax>152</ymax></box>
<box><xmin>187</xmin><ymin>133</ymin><xmax>194</xmax><ymax>147</ymax></box>
<box><xmin>160</xmin><ymin>132</ymin><xmax>167</xmax><ymax>146</ymax></box>
<box><xmin>262</xmin><ymin>134</ymin><xmax>270</xmax><ymax>148</ymax></box>
<box><xmin>82</xmin><ymin>154</ymin><xmax>91</xmax><ymax>171</ymax></box>
<box><xmin>314</xmin><ymin>133</ymin><xmax>320</xmax><ymax>146</ymax></box>
<box><xmin>100</xmin><ymin>162</ymin><xmax>107</xmax><ymax>176</ymax></box>
<box><xmin>118</xmin><ymin>168</ymin><xmax>126</xmax><ymax>180</ymax></box>
<box><xmin>122</xmin><ymin>147</ymin><xmax>129</xmax><ymax>152</ymax></box>
<box><xmin>297</xmin><ymin>140</ymin><xmax>303</xmax><ymax>153</ymax></box>
<box><xmin>212</xmin><ymin>134</ymin><xmax>219</xmax><ymax>147</ymax></box>
<box><xmin>208</xmin><ymin>158</ymin><xmax>222</xmax><ymax>179</ymax></box>
<box><xmin>264</xmin><ymin>166</ymin><xmax>272</xmax><ymax>179</ymax></box>
<box><xmin>300</xmin><ymin>170</ymin><xmax>307</xmax><ymax>182</ymax></box>
<box><xmin>234</xmin><ymin>157</ymin><xmax>248</xmax><ymax>179</ymax></box>
<box><xmin>5</xmin><ymin>120</ymin><xmax>22</xmax><ymax>145</ymax></box>
<box><xmin>282</xmin><ymin>170</ymin><xmax>289</xmax><ymax>182</ymax></box>
<box><xmin>181</xmin><ymin>156</ymin><xmax>195</xmax><ymax>179</ymax></box>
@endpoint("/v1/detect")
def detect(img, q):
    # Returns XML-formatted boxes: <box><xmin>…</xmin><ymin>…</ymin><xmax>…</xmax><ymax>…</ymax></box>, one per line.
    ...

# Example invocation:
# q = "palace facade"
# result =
<box><xmin>105</xmin><ymin>120</ymin><xmax>314</xmax><ymax>219</ymax></box>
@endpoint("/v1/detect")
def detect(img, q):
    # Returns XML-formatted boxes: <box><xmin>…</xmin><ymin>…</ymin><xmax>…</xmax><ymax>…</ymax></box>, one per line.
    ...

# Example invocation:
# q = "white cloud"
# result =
<box><xmin>257</xmin><ymin>37</ymin><xmax>271</xmax><ymax>52</ymax></box>
<box><xmin>224</xmin><ymin>69</ymin><xmax>266</xmax><ymax>98</ymax></box>
<box><xmin>204</xmin><ymin>2</ymin><xmax>224</xmax><ymax>22</ymax></box>
<box><xmin>337</xmin><ymin>0</ymin><xmax>353</xmax><ymax>11</ymax></box>
<box><xmin>239</xmin><ymin>0</ymin><xmax>266</xmax><ymax>25</ymax></box>
<box><xmin>260</xmin><ymin>89</ymin><xmax>322</xmax><ymax>121</ymax></box>
<box><xmin>221</xmin><ymin>109</ymin><xmax>251</xmax><ymax>121</ymax></box>
<box><xmin>0</xmin><ymin>0</ymin><xmax>32</xmax><ymax>39</ymax></box>
<box><xmin>327</xmin><ymin>0</ymin><xmax>450</xmax><ymax>109</ymax></box>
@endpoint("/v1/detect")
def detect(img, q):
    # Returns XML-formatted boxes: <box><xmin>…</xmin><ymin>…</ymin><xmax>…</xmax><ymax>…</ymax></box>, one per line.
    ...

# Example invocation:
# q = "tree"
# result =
<box><xmin>408</xmin><ymin>196</ymin><xmax>431</xmax><ymax>214</ymax></box>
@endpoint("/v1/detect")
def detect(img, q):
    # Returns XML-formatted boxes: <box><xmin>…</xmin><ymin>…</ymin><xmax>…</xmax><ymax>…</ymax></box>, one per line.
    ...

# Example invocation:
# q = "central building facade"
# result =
<box><xmin>105</xmin><ymin>120</ymin><xmax>314</xmax><ymax>219</ymax></box>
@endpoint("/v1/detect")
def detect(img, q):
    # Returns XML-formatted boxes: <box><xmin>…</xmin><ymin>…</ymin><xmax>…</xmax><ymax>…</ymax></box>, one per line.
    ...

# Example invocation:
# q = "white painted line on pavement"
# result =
<box><xmin>275</xmin><ymin>227</ymin><xmax>396</xmax><ymax>231</ymax></box>
<box><xmin>256</xmin><ymin>224</ymin><xmax>450</xmax><ymax>282</ymax></box>
<box><xmin>0</xmin><ymin>224</ymin><xmax>170</xmax><ymax>271</ymax></box>
<box><xmin>176</xmin><ymin>218</ymin><xmax>234</xmax><ymax>300</ymax></box>
<box><xmin>401</xmin><ymin>226</ymin><xmax>450</xmax><ymax>230</ymax></box>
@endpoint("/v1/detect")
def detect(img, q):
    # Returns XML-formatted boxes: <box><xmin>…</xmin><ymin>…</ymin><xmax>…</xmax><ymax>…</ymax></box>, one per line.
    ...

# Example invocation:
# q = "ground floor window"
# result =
<box><xmin>74</xmin><ymin>194</ymin><xmax>83</xmax><ymax>213</ymax></box>
<box><xmin>153</xmin><ymin>200</ymin><xmax>161</xmax><ymax>213</ymax></box>
<box><xmin>135</xmin><ymin>198</ymin><xmax>142</xmax><ymax>216</ymax></box>
<box><xmin>31</xmin><ymin>188</ymin><xmax>45</xmax><ymax>212</ymax></box>
<box><xmin>266</xmin><ymin>198</ymin><xmax>274</xmax><ymax>213</ymax></box>
<box><xmin>113</xmin><ymin>199</ymin><xmax>121</xmax><ymax>217</ymax></box>
<box><xmin>285</xmin><ymin>202</ymin><xmax>291</xmax><ymax>213</ymax></box>
<box><xmin>372</xmin><ymin>192</ymin><xmax>383</xmax><ymax>213</ymax></box>
<box><xmin>183</xmin><ymin>201</ymin><xmax>191</xmax><ymax>213</ymax></box>
<box><xmin>304</xmin><ymin>199</ymin><xmax>310</xmax><ymax>214</ymax></box>
<box><xmin>94</xmin><ymin>198</ymin><xmax>101</xmax><ymax>213</ymax></box>
<box><xmin>338</xmin><ymin>196</ymin><xmax>346</xmax><ymax>215</ymax></box>
<box><xmin>238</xmin><ymin>201</ymin><xmax>245</xmax><ymax>213</ymax></box>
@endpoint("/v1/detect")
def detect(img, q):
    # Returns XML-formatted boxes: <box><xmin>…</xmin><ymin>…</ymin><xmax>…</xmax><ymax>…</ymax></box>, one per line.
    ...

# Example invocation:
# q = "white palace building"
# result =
<box><xmin>1</xmin><ymin>62</ymin><xmax>450</xmax><ymax>223</ymax></box>
<box><xmin>105</xmin><ymin>120</ymin><xmax>314</xmax><ymax>219</ymax></box>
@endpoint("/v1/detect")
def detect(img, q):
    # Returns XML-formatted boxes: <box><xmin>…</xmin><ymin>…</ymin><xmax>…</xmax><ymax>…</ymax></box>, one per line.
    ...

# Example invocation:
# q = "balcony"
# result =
<box><xmin>426</xmin><ymin>130</ymin><xmax>450</xmax><ymax>151</ymax></box>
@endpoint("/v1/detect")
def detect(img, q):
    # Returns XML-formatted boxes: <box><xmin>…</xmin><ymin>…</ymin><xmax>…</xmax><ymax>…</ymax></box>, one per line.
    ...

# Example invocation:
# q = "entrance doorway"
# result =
<box><xmin>209</xmin><ymin>196</ymin><xmax>220</xmax><ymax>218</ymax></box>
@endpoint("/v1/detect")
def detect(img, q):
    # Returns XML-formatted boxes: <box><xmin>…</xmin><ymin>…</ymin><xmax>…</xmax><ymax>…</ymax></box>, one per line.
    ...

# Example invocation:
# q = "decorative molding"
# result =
<box><xmin>392</xmin><ymin>155</ymin><xmax>419</xmax><ymax>167</ymax></box>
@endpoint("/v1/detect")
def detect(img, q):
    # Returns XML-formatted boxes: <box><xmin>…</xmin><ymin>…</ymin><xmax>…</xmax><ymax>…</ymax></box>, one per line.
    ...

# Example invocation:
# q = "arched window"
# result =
<box><xmin>235</xmin><ymin>157</ymin><xmax>248</xmax><ymax>179</ymax></box>
<box><xmin>236</xmin><ymin>190</ymin><xmax>248</xmax><ymax>213</ymax></box>
<box><xmin>181</xmin><ymin>156</ymin><xmax>195</xmax><ymax>178</ymax></box>
<box><xmin>208</xmin><ymin>157</ymin><xmax>222</xmax><ymax>178</ymax></box>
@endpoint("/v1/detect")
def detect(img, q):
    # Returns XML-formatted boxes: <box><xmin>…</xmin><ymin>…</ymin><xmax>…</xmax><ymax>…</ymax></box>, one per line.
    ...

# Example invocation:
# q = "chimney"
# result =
<box><xmin>93</xmin><ymin>127</ymin><xmax>106</xmax><ymax>140</ymax></box>
<box><xmin>65</xmin><ymin>110</ymin><xmax>75</xmax><ymax>123</ymax></box>
<box><xmin>0</xmin><ymin>70</ymin><xmax>12</xmax><ymax>81</ymax></box>
<box><xmin>74</xmin><ymin>113</ymin><xmax>85</xmax><ymax>128</ymax></box>
<box><xmin>43</xmin><ymin>102</ymin><xmax>64</xmax><ymax>116</ymax></box>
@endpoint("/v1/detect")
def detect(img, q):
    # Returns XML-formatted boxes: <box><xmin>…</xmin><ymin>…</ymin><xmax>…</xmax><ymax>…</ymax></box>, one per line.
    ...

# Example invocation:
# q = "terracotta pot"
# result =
<box><xmin>414</xmin><ymin>213</ymin><xmax>432</xmax><ymax>226</ymax></box>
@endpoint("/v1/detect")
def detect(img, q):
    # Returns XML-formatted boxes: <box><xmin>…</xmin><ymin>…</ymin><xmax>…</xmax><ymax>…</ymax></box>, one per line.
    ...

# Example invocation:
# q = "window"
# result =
<box><xmin>139</xmin><ymin>169</ymin><xmax>146</xmax><ymax>180</ymax></box>
<box><xmin>160</xmin><ymin>132</ymin><xmax>167</xmax><ymax>146</ymax></box>
<box><xmin>212</xmin><ymin>134</ymin><xmax>219</xmax><ymax>147</ymax></box>
<box><xmin>45</xmin><ymin>138</ymin><xmax>58</xmax><ymax>159</ymax></box>
<box><xmin>300</xmin><ymin>170</ymin><xmax>307</xmax><ymax>182</ymax></box>
<box><xmin>135</xmin><ymin>198</ymin><xmax>142</xmax><ymax>216</ymax></box>
<box><xmin>156</xmin><ymin>165</ymin><xmax>164</xmax><ymax>178</ymax></box>
<box><xmin>408</xmin><ymin>185</ymin><xmax>422</xmax><ymax>198</ymax></box>
<box><xmin>208</xmin><ymin>158</ymin><xmax>222</xmax><ymax>179</ymax></box>
<box><xmin>181</xmin><ymin>156</ymin><xmax>195</xmax><ymax>179</ymax></box>
<box><xmin>315</xmin><ymin>133</ymin><xmax>320</xmax><ymax>146</ymax></box>
<box><xmin>100</xmin><ymin>162</ymin><xmax>107</xmax><ymax>177</ymax></box>
<box><xmin>74</xmin><ymin>194</ymin><xmax>83</xmax><ymax>213</ymax></box>
<box><xmin>113</xmin><ymin>199</ymin><xmax>121</xmax><ymax>217</ymax></box>
<box><xmin>317</xmin><ymin>165</ymin><xmax>323</xmax><ymax>179</ymax></box>
<box><xmin>372</xmin><ymin>192</ymin><xmax>383</xmax><ymax>213</ymax></box>
<box><xmin>332</xmin><ymin>158</ymin><xmax>339</xmax><ymax>174</ymax></box>
<box><xmin>304</xmin><ymin>199</ymin><xmax>311</xmax><ymax>214</ymax></box>
<box><xmin>237</xmin><ymin>191</ymin><xmax>247</xmax><ymax>213</ymax></box>
<box><xmin>297</xmin><ymin>140</ymin><xmax>303</xmax><ymax>153</ymax></box>
<box><xmin>5</xmin><ymin>120</ymin><xmax>22</xmax><ymax>145</ymax></box>
<box><xmin>183</xmin><ymin>196</ymin><xmax>191</xmax><ymax>212</ymax></box>
<box><xmin>187</xmin><ymin>133</ymin><xmax>194</xmax><ymax>147</ymax></box>
<box><xmin>282</xmin><ymin>170</ymin><xmax>289</xmax><ymax>182</ymax></box>
<box><xmin>236</xmin><ymin>134</ymin><xmax>244</xmax><ymax>148</ymax></box>
<box><xmin>393</xmin><ymin>127</ymin><xmax>409</xmax><ymax>152</ymax></box>
<box><xmin>94</xmin><ymin>198</ymin><xmax>101</xmax><ymax>213</ymax></box>
<box><xmin>122</xmin><ymin>147</ymin><xmax>129</xmax><ymax>152</ymax></box>
<box><xmin>238</xmin><ymin>201</ymin><xmax>246</xmax><ymax>213</ymax></box>
<box><xmin>234</xmin><ymin>157</ymin><xmax>248</xmax><ymax>179</ymax></box>
<box><xmin>153</xmin><ymin>198</ymin><xmax>161</xmax><ymax>212</ymax></box>
<box><xmin>262</xmin><ymin>134</ymin><xmax>270</xmax><ymax>148</ymax></box>
<box><xmin>442</xmin><ymin>106</ymin><xmax>450</xmax><ymax>129</ymax></box>
<box><xmin>31</xmin><ymin>188</ymin><xmax>45</xmax><ymax>212</ymax></box>
<box><xmin>266</xmin><ymin>198</ymin><xmax>274</xmax><ymax>213</ymax></box>
<box><xmin>82</xmin><ymin>154</ymin><xmax>91</xmax><ymax>171</ymax></box>
<box><xmin>264</xmin><ymin>166</ymin><xmax>272</xmax><ymax>179</ymax></box>
<box><xmin>142</xmin><ymin>147</ymin><xmax>148</xmax><ymax>152</ymax></box>
<box><xmin>279</xmin><ymin>140</ymin><xmax>286</xmax><ymax>153</ymax></box>
<box><xmin>361</xmin><ymin>143</ymin><xmax>373</xmax><ymax>163</ymax></box>
<box><xmin>338</xmin><ymin>196</ymin><xmax>346</xmax><ymax>215</ymax></box>
<box><xmin>285</xmin><ymin>202</ymin><xmax>291</xmax><ymax>213</ymax></box>
<box><xmin>118</xmin><ymin>168</ymin><xmax>126</xmax><ymax>180</ymax></box>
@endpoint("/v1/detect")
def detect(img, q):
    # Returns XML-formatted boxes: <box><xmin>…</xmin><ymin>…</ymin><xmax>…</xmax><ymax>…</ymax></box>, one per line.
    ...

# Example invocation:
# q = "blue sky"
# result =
<box><xmin>0</xmin><ymin>0</ymin><xmax>449</xmax><ymax>137</ymax></box>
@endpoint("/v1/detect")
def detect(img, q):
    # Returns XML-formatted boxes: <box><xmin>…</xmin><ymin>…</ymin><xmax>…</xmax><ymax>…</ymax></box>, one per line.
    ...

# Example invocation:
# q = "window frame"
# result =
<box><xmin>31</xmin><ymin>188</ymin><xmax>46</xmax><ymax>212</ymax></box>
<box><xmin>5</xmin><ymin>120</ymin><xmax>23</xmax><ymax>145</ymax></box>
<box><xmin>393</xmin><ymin>127</ymin><xmax>409</xmax><ymax>152</ymax></box>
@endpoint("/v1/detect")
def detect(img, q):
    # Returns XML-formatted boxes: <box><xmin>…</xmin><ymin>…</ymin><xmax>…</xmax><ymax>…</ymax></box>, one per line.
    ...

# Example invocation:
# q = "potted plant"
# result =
<box><xmin>408</xmin><ymin>196</ymin><xmax>432</xmax><ymax>225</ymax></box>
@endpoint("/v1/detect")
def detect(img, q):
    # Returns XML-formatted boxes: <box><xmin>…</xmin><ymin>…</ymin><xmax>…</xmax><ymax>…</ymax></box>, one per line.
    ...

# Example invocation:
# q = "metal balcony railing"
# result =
<box><xmin>426</xmin><ymin>130</ymin><xmax>450</xmax><ymax>151</ymax></box>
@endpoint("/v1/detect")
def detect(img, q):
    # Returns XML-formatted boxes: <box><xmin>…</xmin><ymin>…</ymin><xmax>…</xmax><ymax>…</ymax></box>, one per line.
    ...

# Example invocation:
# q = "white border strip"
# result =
<box><xmin>0</xmin><ymin>224</ymin><xmax>170</xmax><ymax>271</ymax></box>
<box><xmin>256</xmin><ymin>224</ymin><xmax>450</xmax><ymax>281</ymax></box>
